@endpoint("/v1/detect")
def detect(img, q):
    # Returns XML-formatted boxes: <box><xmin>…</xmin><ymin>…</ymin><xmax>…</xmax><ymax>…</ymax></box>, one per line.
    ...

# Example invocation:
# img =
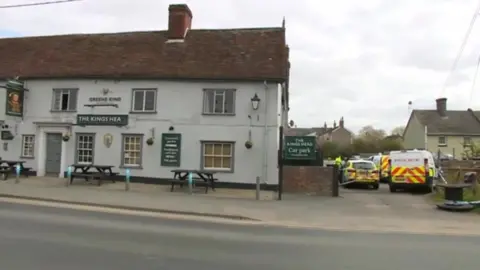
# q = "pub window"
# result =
<box><xmin>438</xmin><ymin>136</ymin><xmax>447</xmax><ymax>146</ymax></box>
<box><xmin>201</xmin><ymin>141</ymin><xmax>234</xmax><ymax>172</ymax></box>
<box><xmin>21</xmin><ymin>135</ymin><xmax>35</xmax><ymax>158</ymax></box>
<box><xmin>131</xmin><ymin>89</ymin><xmax>157</xmax><ymax>112</ymax></box>
<box><xmin>203</xmin><ymin>89</ymin><xmax>236</xmax><ymax>115</ymax></box>
<box><xmin>122</xmin><ymin>134</ymin><xmax>143</xmax><ymax>167</ymax></box>
<box><xmin>52</xmin><ymin>89</ymin><xmax>78</xmax><ymax>111</ymax></box>
<box><xmin>464</xmin><ymin>136</ymin><xmax>472</xmax><ymax>146</ymax></box>
<box><xmin>76</xmin><ymin>134</ymin><xmax>95</xmax><ymax>164</ymax></box>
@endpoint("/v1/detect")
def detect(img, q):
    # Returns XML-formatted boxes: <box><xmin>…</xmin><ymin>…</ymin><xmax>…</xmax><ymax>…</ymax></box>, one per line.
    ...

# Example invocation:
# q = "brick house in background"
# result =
<box><xmin>285</xmin><ymin>117</ymin><xmax>353</xmax><ymax>148</ymax></box>
<box><xmin>316</xmin><ymin>117</ymin><xmax>353</xmax><ymax>147</ymax></box>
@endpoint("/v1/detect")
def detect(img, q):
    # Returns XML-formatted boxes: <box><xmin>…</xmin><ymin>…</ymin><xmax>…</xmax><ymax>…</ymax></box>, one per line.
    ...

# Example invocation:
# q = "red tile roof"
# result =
<box><xmin>0</xmin><ymin>28</ymin><xmax>288</xmax><ymax>81</ymax></box>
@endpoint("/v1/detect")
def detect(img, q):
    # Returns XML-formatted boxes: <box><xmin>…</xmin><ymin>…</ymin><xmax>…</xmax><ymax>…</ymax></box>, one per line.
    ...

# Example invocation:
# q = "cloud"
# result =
<box><xmin>2</xmin><ymin>0</ymin><xmax>480</xmax><ymax>133</ymax></box>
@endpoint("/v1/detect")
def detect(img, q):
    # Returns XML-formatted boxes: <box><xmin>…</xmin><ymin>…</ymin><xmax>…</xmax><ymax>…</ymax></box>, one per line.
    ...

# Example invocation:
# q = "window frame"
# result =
<box><xmin>464</xmin><ymin>136</ymin><xmax>472</xmax><ymax>147</ymax></box>
<box><xmin>200</xmin><ymin>141</ymin><xmax>235</xmax><ymax>173</ymax></box>
<box><xmin>130</xmin><ymin>88</ymin><xmax>157</xmax><ymax>113</ymax></box>
<box><xmin>121</xmin><ymin>133</ymin><xmax>144</xmax><ymax>168</ymax></box>
<box><xmin>51</xmin><ymin>88</ymin><xmax>78</xmax><ymax>112</ymax></box>
<box><xmin>438</xmin><ymin>136</ymin><xmax>447</xmax><ymax>146</ymax></box>
<box><xmin>20</xmin><ymin>134</ymin><xmax>35</xmax><ymax>159</ymax></box>
<box><xmin>75</xmin><ymin>133</ymin><xmax>96</xmax><ymax>164</ymax></box>
<box><xmin>202</xmin><ymin>89</ymin><xmax>236</xmax><ymax>115</ymax></box>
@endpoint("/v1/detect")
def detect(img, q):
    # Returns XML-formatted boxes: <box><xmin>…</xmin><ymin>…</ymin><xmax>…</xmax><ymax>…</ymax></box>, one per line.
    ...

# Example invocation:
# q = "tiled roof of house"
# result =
<box><xmin>284</xmin><ymin>128</ymin><xmax>315</xmax><ymax>136</ymax></box>
<box><xmin>413</xmin><ymin>109</ymin><xmax>480</xmax><ymax>135</ymax></box>
<box><xmin>284</xmin><ymin>127</ymin><xmax>334</xmax><ymax>136</ymax></box>
<box><xmin>0</xmin><ymin>28</ymin><xmax>288</xmax><ymax>80</ymax></box>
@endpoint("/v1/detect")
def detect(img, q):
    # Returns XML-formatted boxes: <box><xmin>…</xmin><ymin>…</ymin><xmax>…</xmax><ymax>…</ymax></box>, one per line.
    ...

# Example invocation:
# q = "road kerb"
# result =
<box><xmin>0</xmin><ymin>193</ymin><xmax>259</xmax><ymax>221</ymax></box>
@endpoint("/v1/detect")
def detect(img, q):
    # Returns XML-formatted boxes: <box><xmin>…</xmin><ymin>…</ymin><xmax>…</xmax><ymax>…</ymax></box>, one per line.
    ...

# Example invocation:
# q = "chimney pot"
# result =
<box><xmin>339</xmin><ymin>117</ymin><xmax>344</xmax><ymax>128</ymax></box>
<box><xmin>436</xmin><ymin>98</ymin><xmax>447</xmax><ymax>117</ymax></box>
<box><xmin>168</xmin><ymin>4</ymin><xmax>192</xmax><ymax>40</ymax></box>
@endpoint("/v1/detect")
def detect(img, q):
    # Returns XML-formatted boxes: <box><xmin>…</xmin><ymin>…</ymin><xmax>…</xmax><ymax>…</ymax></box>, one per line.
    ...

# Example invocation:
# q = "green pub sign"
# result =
<box><xmin>76</xmin><ymin>114</ymin><xmax>129</xmax><ymax>126</ymax></box>
<box><xmin>161</xmin><ymin>133</ymin><xmax>182</xmax><ymax>167</ymax></box>
<box><xmin>284</xmin><ymin>136</ymin><xmax>316</xmax><ymax>160</ymax></box>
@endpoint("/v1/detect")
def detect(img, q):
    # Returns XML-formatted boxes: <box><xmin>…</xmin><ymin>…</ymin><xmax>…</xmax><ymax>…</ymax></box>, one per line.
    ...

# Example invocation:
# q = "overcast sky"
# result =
<box><xmin>2</xmin><ymin>0</ymin><xmax>480</xmax><ymax>133</ymax></box>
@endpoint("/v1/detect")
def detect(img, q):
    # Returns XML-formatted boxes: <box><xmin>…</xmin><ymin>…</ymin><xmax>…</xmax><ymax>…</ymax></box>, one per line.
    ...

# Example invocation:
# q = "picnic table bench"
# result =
<box><xmin>169</xmin><ymin>169</ymin><xmax>218</xmax><ymax>193</ymax></box>
<box><xmin>0</xmin><ymin>160</ymin><xmax>30</xmax><ymax>180</ymax></box>
<box><xmin>69</xmin><ymin>164</ymin><xmax>119</xmax><ymax>186</ymax></box>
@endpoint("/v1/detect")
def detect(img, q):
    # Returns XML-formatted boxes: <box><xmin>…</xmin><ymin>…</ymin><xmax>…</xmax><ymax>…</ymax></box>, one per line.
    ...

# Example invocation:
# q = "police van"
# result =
<box><xmin>371</xmin><ymin>153</ymin><xmax>390</xmax><ymax>183</ymax></box>
<box><xmin>388</xmin><ymin>149</ymin><xmax>435</xmax><ymax>193</ymax></box>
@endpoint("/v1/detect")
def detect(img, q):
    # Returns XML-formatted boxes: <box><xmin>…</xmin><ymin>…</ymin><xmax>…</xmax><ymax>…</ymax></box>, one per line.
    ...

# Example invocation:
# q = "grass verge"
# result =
<box><xmin>429</xmin><ymin>183</ymin><xmax>480</xmax><ymax>213</ymax></box>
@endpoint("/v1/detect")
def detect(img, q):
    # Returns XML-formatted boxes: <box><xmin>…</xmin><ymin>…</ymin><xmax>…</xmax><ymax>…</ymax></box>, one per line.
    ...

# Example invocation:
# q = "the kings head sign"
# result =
<box><xmin>77</xmin><ymin>114</ymin><xmax>129</xmax><ymax>126</ymax></box>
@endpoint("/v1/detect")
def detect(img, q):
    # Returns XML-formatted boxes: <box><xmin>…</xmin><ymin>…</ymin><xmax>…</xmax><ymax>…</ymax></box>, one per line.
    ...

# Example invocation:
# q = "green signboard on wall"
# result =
<box><xmin>76</xmin><ymin>114</ymin><xmax>129</xmax><ymax>126</ymax></box>
<box><xmin>161</xmin><ymin>133</ymin><xmax>182</xmax><ymax>167</ymax></box>
<box><xmin>284</xmin><ymin>136</ymin><xmax>316</xmax><ymax>160</ymax></box>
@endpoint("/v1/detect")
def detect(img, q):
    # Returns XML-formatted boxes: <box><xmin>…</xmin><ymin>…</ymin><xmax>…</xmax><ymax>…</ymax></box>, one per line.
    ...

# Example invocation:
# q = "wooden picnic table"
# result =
<box><xmin>169</xmin><ymin>169</ymin><xmax>217</xmax><ymax>193</ymax></box>
<box><xmin>0</xmin><ymin>160</ymin><xmax>29</xmax><ymax>180</ymax></box>
<box><xmin>69</xmin><ymin>164</ymin><xmax>118</xmax><ymax>186</ymax></box>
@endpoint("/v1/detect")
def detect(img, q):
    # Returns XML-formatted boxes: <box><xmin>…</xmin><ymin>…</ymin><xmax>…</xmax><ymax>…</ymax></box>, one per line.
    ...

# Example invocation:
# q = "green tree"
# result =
<box><xmin>339</xmin><ymin>144</ymin><xmax>354</xmax><ymax>157</ymax></box>
<box><xmin>357</xmin><ymin>125</ymin><xmax>386</xmax><ymax>141</ymax></box>
<box><xmin>380</xmin><ymin>137</ymin><xmax>404</xmax><ymax>151</ymax></box>
<box><xmin>352</xmin><ymin>138</ymin><xmax>378</xmax><ymax>153</ymax></box>
<box><xmin>321</xmin><ymin>141</ymin><xmax>340</xmax><ymax>158</ymax></box>
<box><xmin>390</xmin><ymin>126</ymin><xmax>405</xmax><ymax>136</ymax></box>
<box><xmin>462</xmin><ymin>142</ymin><xmax>480</xmax><ymax>160</ymax></box>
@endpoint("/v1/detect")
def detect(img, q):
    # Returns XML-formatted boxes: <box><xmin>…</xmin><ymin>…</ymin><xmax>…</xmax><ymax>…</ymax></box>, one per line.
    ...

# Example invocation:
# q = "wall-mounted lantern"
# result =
<box><xmin>251</xmin><ymin>93</ymin><xmax>260</xmax><ymax>110</ymax></box>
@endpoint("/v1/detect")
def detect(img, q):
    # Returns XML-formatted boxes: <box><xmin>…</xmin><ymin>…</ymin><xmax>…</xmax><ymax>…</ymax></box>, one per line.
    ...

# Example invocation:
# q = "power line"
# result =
<box><xmin>0</xmin><ymin>0</ymin><xmax>82</xmax><ymax>9</ymax></box>
<box><xmin>468</xmin><ymin>55</ymin><xmax>480</xmax><ymax>108</ymax></box>
<box><xmin>439</xmin><ymin>0</ymin><xmax>480</xmax><ymax>97</ymax></box>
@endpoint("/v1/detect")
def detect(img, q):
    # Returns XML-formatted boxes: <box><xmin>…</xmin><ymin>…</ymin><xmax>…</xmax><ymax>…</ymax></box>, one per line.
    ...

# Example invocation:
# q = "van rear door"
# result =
<box><xmin>390</xmin><ymin>152</ymin><xmax>425</xmax><ymax>183</ymax></box>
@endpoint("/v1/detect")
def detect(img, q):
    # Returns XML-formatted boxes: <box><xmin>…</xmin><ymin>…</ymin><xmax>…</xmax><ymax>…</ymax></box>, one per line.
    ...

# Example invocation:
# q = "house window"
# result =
<box><xmin>438</xmin><ymin>136</ymin><xmax>447</xmax><ymax>146</ymax></box>
<box><xmin>132</xmin><ymin>89</ymin><xmax>156</xmax><ymax>112</ymax></box>
<box><xmin>76</xmin><ymin>134</ymin><xmax>95</xmax><ymax>164</ymax></box>
<box><xmin>202</xmin><ymin>142</ymin><xmax>234</xmax><ymax>171</ymax></box>
<box><xmin>21</xmin><ymin>135</ymin><xmax>35</xmax><ymax>158</ymax></box>
<box><xmin>52</xmin><ymin>89</ymin><xmax>78</xmax><ymax>111</ymax></box>
<box><xmin>464</xmin><ymin>136</ymin><xmax>472</xmax><ymax>146</ymax></box>
<box><xmin>122</xmin><ymin>134</ymin><xmax>143</xmax><ymax>167</ymax></box>
<box><xmin>203</xmin><ymin>89</ymin><xmax>235</xmax><ymax>115</ymax></box>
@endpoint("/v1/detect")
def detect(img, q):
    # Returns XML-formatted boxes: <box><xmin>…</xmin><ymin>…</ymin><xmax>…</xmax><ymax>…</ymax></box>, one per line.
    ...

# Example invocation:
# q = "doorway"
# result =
<box><xmin>45</xmin><ymin>133</ymin><xmax>62</xmax><ymax>174</ymax></box>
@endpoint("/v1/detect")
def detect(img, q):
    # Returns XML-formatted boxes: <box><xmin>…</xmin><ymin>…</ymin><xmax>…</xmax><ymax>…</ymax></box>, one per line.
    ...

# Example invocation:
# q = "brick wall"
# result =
<box><xmin>282</xmin><ymin>166</ymin><xmax>334</xmax><ymax>196</ymax></box>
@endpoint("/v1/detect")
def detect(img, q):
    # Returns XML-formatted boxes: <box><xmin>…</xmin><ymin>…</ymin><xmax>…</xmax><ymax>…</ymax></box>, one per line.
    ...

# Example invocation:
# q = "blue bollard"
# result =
<box><xmin>66</xmin><ymin>166</ymin><xmax>72</xmax><ymax>186</ymax></box>
<box><xmin>188</xmin><ymin>172</ymin><xmax>193</xmax><ymax>194</ymax></box>
<box><xmin>125</xmin><ymin>168</ymin><xmax>131</xmax><ymax>191</ymax></box>
<box><xmin>15</xmin><ymin>164</ymin><xmax>21</xmax><ymax>183</ymax></box>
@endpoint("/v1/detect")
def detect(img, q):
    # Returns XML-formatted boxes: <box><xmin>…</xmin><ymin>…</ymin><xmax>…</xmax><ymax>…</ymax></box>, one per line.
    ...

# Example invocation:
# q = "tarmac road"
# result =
<box><xmin>0</xmin><ymin>201</ymin><xmax>479</xmax><ymax>270</ymax></box>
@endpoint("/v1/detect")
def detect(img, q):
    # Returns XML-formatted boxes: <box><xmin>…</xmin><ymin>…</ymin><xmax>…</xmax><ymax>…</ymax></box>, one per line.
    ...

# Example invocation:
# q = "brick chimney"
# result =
<box><xmin>339</xmin><ymin>117</ymin><xmax>344</xmax><ymax>128</ymax></box>
<box><xmin>436</xmin><ymin>98</ymin><xmax>447</xmax><ymax>117</ymax></box>
<box><xmin>168</xmin><ymin>4</ymin><xmax>192</xmax><ymax>40</ymax></box>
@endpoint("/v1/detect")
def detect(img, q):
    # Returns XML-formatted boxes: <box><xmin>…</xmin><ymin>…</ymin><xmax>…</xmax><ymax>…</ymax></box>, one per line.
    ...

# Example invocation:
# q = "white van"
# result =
<box><xmin>388</xmin><ymin>149</ymin><xmax>435</xmax><ymax>193</ymax></box>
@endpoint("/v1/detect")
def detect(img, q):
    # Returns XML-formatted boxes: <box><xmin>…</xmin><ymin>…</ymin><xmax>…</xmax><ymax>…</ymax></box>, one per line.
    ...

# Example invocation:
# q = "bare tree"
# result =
<box><xmin>391</xmin><ymin>126</ymin><xmax>405</xmax><ymax>136</ymax></box>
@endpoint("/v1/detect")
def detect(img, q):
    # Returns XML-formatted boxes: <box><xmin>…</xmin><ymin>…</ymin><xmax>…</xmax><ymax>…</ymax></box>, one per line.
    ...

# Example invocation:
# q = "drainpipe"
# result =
<box><xmin>262</xmin><ymin>82</ymin><xmax>269</xmax><ymax>186</ymax></box>
<box><xmin>424</xmin><ymin>125</ymin><xmax>428</xmax><ymax>151</ymax></box>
